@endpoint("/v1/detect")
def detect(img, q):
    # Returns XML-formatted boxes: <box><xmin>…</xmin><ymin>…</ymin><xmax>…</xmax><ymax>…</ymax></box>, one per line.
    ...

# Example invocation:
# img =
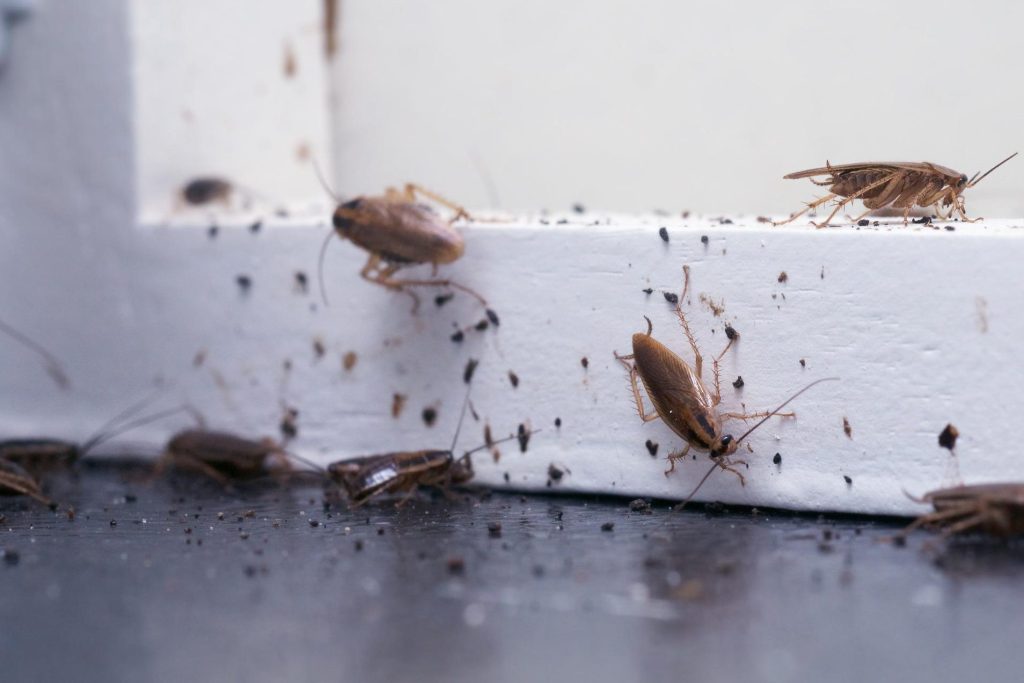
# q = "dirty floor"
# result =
<box><xmin>0</xmin><ymin>462</ymin><xmax>1020</xmax><ymax>683</ymax></box>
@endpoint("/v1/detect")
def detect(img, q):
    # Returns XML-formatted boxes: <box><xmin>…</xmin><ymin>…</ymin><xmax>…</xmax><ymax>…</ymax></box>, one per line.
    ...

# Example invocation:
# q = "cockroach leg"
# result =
<box><xmin>721</xmin><ymin>409</ymin><xmax>796</xmax><ymax>422</ymax></box>
<box><xmin>360</xmin><ymin>250</ymin><xmax>486</xmax><ymax>313</ymax></box>
<box><xmin>614</xmin><ymin>352</ymin><xmax>662</xmax><ymax>423</ymax></box>
<box><xmin>811</xmin><ymin>173</ymin><xmax>898</xmax><ymax>228</ymax></box>
<box><xmin>165</xmin><ymin>454</ymin><xmax>232</xmax><ymax>486</ymax></box>
<box><xmin>672</xmin><ymin>304</ymin><xmax>705</xmax><ymax>380</ymax></box>
<box><xmin>773</xmin><ymin>193</ymin><xmax>838</xmax><ymax>226</ymax></box>
<box><xmin>664</xmin><ymin>445</ymin><xmax>691</xmax><ymax>476</ymax></box>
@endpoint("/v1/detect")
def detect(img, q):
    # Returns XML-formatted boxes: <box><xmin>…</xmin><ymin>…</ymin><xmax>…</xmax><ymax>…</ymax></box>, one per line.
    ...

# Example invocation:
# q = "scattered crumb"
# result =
<box><xmin>342</xmin><ymin>351</ymin><xmax>357</xmax><ymax>371</ymax></box>
<box><xmin>699</xmin><ymin>293</ymin><xmax>725</xmax><ymax>317</ymax></box>
<box><xmin>843</xmin><ymin>416</ymin><xmax>852</xmax><ymax>439</ymax></box>
<box><xmin>938</xmin><ymin>423</ymin><xmax>959</xmax><ymax>450</ymax></box>
<box><xmin>391</xmin><ymin>393</ymin><xmax>407</xmax><ymax>418</ymax></box>
<box><xmin>857</xmin><ymin>219</ymin><xmax>870</xmax><ymax>227</ymax></box>
<box><xmin>422</xmin><ymin>406</ymin><xmax>438</xmax><ymax>427</ymax></box>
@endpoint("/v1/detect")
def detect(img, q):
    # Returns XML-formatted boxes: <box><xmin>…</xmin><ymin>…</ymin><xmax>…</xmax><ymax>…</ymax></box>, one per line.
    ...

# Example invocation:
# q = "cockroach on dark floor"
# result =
<box><xmin>776</xmin><ymin>153</ymin><xmax>1017</xmax><ymax>228</ymax></box>
<box><xmin>897</xmin><ymin>483</ymin><xmax>1024</xmax><ymax>541</ymax></box>
<box><xmin>614</xmin><ymin>268</ymin><xmax>837</xmax><ymax>507</ymax></box>
<box><xmin>153</xmin><ymin>428</ymin><xmax>297</xmax><ymax>486</ymax></box>
<box><xmin>314</xmin><ymin>166</ymin><xmax>487</xmax><ymax>313</ymax></box>
<box><xmin>1</xmin><ymin>400</ymin><xmax>184</xmax><ymax>477</ymax></box>
<box><xmin>326</xmin><ymin>385</ymin><xmax>533</xmax><ymax>507</ymax></box>
<box><xmin>0</xmin><ymin>316</ymin><xmax>70</xmax><ymax>389</ymax></box>
<box><xmin>0</xmin><ymin>458</ymin><xmax>53</xmax><ymax>508</ymax></box>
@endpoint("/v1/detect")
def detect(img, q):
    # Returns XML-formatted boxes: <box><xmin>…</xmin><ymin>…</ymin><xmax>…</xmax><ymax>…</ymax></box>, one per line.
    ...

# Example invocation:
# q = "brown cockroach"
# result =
<box><xmin>614</xmin><ymin>272</ymin><xmax>837</xmax><ymax>506</ymax></box>
<box><xmin>0</xmin><ymin>458</ymin><xmax>54</xmax><ymax>508</ymax></box>
<box><xmin>315</xmin><ymin>169</ymin><xmax>487</xmax><ymax>312</ymax></box>
<box><xmin>1</xmin><ymin>401</ymin><xmax>184</xmax><ymax>476</ymax></box>
<box><xmin>180</xmin><ymin>177</ymin><xmax>234</xmax><ymax>206</ymax></box>
<box><xmin>898</xmin><ymin>483</ymin><xmax>1024</xmax><ymax>541</ymax></box>
<box><xmin>776</xmin><ymin>153</ymin><xmax>1017</xmax><ymax>228</ymax></box>
<box><xmin>154</xmin><ymin>429</ymin><xmax>296</xmax><ymax>486</ymax></box>
<box><xmin>0</xmin><ymin>316</ymin><xmax>70</xmax><ymax>389</ymax></box>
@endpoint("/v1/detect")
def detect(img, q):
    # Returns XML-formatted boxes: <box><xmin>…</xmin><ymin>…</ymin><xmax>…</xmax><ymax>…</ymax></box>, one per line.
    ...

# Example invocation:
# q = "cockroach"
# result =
<box><xmin>180</xmin><ymin>177</ymin><xmax>233</xmax><ymax>206</ymax></box>
<box><xmin>898</xmin><ymin>483</ymin><xmax>1024</xmax><ymax>540</ymax></box>
<box><xmin>614</xmin><ymin>271</ymin><xmax>837</xmax><ymax>506</ymax></box>
<box><xmin>154</xmin><ymin>429</ymin><xmax>295</xmax><ymax>486</ymax></box>
<box><xmin>326</xmin><ymin>385</ymin><xmax>531</xmax><ymax>507</ymax></box>
<box><xmin>0</xmin><ymin>316</ymin><xmax>70</xmax><ymax>389</ymax></box>
<box><xmin>0</xmin><ymin>400</ymin><xmax>183</xmax><ymax>476</ymax></box>
<box><xmin>314</xmin><ymin>166</ymin><xmax>487</xmax><ymax>312</ymax></box>
<box><xmin>0</xmin><ymin>458</ymin><xmax>53</xmax><ymax>508</ymax></box>
<box><xmin>776</xmin><ymin>153</ymin><xmax>1017</xmax><ymax>228</ymax></box>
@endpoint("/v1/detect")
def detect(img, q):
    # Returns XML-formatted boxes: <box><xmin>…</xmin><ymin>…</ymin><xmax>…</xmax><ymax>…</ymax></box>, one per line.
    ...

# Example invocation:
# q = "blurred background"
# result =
<box><xmin>131</xmin><ymin>0</ymin><xmax>1023</xmax><ymax>217</ymax></box>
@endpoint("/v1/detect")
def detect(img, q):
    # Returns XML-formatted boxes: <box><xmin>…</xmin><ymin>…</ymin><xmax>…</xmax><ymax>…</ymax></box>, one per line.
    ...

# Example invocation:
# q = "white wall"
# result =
<box><xmin>332</xmin><ymin>0</ymin><xmax>1024</xmax><ymax>215</ymax></box>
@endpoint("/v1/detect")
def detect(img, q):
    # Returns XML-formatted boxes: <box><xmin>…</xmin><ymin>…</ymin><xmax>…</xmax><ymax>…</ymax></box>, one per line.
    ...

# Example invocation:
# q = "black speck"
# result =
<box><xmin>376</xmin><ymin>528</ymin><xmax>385</xmax><ymax>536</ymax></box>
<box><xmin>912</xmin><ymin>216</ymin><xmax>932</xmax><ymax>224</ymax></box>
<box><xmin>843</xmin><ymin>475</ymin><xmax>853</xmax><ymax>485</ymax></box>
<box><xmin>645</xmin><ymin>439</ymin><xmax>658</xmax><ymax>456</ymax></box>
<box><xmin>700</xmin><ymin>235</ymin><xmax>709</xmax><ymax>245</ymax></box>
<box><xmin>718</xmin><ymin>218</ymin><xmax>733</xmax><ymax>225</ymax></box>
<box><xmin>486</xmin><ymin>308</ymin><xmax>500</xmax><ymax>326</ymax></box>
<box><xmin>581</xmin><ymin>357</ymin><xmax>589</xmax><ymax>370</ymax></box>
<box><xmin>893</xmin><ymin>535</ymin><xmax>906</xmax><ymax>548</ymax></box>
<box><xmin>663</xmin><ymin>292</ymin><xmax>679</xmax><ymax>304</ymax></box>
<box><xmin>938</xmin><ymin>423</ymin><xmax>959</xmax><ymax>450</ymax></box>
<box><xmin>642</xmin><ymin>288</ymin><xmax>653</xmax><ymax>295</ymax></box>
<box><xmin>724</xmin><ymin>324</ymin><xmax>738</xmax><ymax>340</ymax></box>
<box><xmin>629</xmin><ymin>499</ymin><xmax>652</xmax><ymax>514</ymax></box>
<box><xmin>3</xmin><ymin>550</ymin><xmax>20</xmax><ymax>566</ymax></box>
<box><xmin>554</xmin><ymin>417</ymin><xmax>562</xmax><ymax>428</ymax></box>
<box><xmin>572</xmin><ymin>203</ymin><xmax>585</xmax><ymax>214</ymax></box>
<box><xmin>600</xmin><ymin>522</ymin><xmax>615</xmax><ymax>532</ymax></box>
<box><xmin>773</xmin><ymin>453</ymin><xmax>782</xmax><ymax>465</ymax></box>
<box><xmin>450</xmin><ymin>330</ymin><xmax>465</xmax><ymax>343</ymax></box>
<box><xmin>125</xmin><ymin>494</ymin><xmax>137</xmax><ymax>503</ymax></box>
<box><xmin>447</xmin><ymin>556</ymin><xmax>466</xmax><ymax>574</ymax></box>
<box><xmin>857</xmin><ymin>219</ymin><xmax>870</xmax><ymax>227</ymax></box>
<box><xmin>474</xmin><ymin>319</ymin><xmax>489</xmax><ymax>332</ymax></box>
<box><xmin>309</xmin><ymin>520</ymin><xmax>319</xmax><ymax>528</ymax></box>
<box><xmin>463</xmin><ymin>358</ymin><xmax>479</xmax><ymax>384</ymax></box>
<box><xmin>294</xmin><ymin>271</ymin><xmax>308</xmax><ymax>293</ymax></box>
<box><xmin>435</xmin><ymin>293</ymin><xmax>454</xmax><ymax>307</ymax></box>
<box><xmin>799</xmin><ymin>358</ymin><xmax>806</xmax><ymax>368</ymax></box>
<box><xmin>658</xmin><ymin>227</ymin><xmax>669</xmax><ymax>242</ymax></box>
<box><xmin>503</xmin><ymin>472</ymin><xmax>510</xmax><ymax>483</ymax></box>
<box><xmin>249</xmin><ymin>220</ymin><xmax>262</xmax><ymax>234</ymax></box>
<box><xmin>422</xmin><ymin>407</ymin><xmax>438</xmax><ymax>427</ymax></box>
<box><xmin>508</xmin><ymin>371</ymin><xmax>519</xmax><ymax>388</ymax></box>
<box><xmin>547</xmin><ymin>464</ymin><xmax>565</xmax><ymax>482</ymax></box>
<box><xmin>556</xmin><ymin>218</ymin><xmax>568</xmax><ymax>225</ymax></box>
<box><xmin>732</xmin><ymin>376</ymin><xmax>744</xmax><ymax>389</ymax></box>
<box><xmin>109</xmin><ymin>520</ymin><xmax>117</xmax><ymax>527</ymax></box>
<box><xmin>517</xmin><ymin>424</ymin><xmax>531</xmax><ymax>453</ymax></box>
<box><xmin>944</xmin><ymin>225</ymin><xmax>956</xmax><ymax>232</ymax></box>
<box><xmin>207</xmin><ymin>225</ymin><xmax>219</xmax><ymax>239</ymax></box>
<box><xmin>487</xmin><ymin>522</ymin><xmax>502</xmax><ymax>538</ymax></box>
<box><xmin>236</xmin><ymin>275</ymin><xmax>252</xmax><ymax>292</ymax></box>
<box><xmin>354</xmin><ymin>539</ymin><xmax>364</xmax><ymax>551</ymax></box>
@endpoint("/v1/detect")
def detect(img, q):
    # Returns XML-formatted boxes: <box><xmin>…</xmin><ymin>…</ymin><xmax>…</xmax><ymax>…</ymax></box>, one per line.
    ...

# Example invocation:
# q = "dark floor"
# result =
<box><xmin>0</xmin><ymin>462</ymin><xmax>1020</xmax><ymax>683</ymax></box>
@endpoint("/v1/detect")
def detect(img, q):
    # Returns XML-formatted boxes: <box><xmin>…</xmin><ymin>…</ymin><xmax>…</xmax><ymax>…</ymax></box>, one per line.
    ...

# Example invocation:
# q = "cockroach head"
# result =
<box><xmin>711</xmin><ymin>434</ymin><xmax>736</xmax><ymax>457</ymax></box>
<box><xmin>331</xmin><ymin>199</ymin><xmax>362</xmax><ymax>236</ymax></box>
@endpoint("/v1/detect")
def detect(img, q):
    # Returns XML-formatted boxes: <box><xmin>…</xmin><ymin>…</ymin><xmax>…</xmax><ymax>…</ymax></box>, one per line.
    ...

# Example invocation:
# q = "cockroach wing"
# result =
<box><xmin>784</xmin><ymin>162</ymin><xmax>961</xmax><ymax>181</ymax></box>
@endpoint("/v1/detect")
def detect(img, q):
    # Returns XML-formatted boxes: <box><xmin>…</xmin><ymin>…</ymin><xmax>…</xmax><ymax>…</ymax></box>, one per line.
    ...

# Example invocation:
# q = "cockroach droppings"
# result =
<box><xmin>642</xmin><ymin>288</ymin><xmax>653</xmax><ymax>295</ymax></box>
<box><xmin>663</xmin><ymin>291</ymin><xmax>679</xmax><ymax>305</ymax></box>
<box><xmin>572</xmin><ymin>203</ymin><xmax>585</xmax><ymax>214</ymax></box>
<box><xmin>547</xmin><ymin>464</ymin><xmax>565</xmax><ymax>484</ymax></box>
<box><xmin>280</xmin><ymin>407</ymin><xmax>299</xmax><ymax>439</ymax></box>
<box><xmin>342</xmin><ymin>351</ymin><xmax>357</xmax><ymax>371</ymax></box>
<box><xmin>554</xmin><ymin>417</ymin><xmax>562</xmax><ymax>428</ymax></box>
<box><xmin>732</xmin><ymin>375</ymin><xmax>744</xmax><ymax>389</ymax></box>
<box><xmin>938</xmin><ymin>423</ymin><xmax>959</xmax><ymax>450</ymax></box>
<box><xmin>474</xmin><ymin>319</ymin><xmax>489</xmax><ymax>332</ymax></box>
<box><xmin>773</xmin><ymin>453</ymin><xmax>782</xmax><ymax>465</ymax></box>
<box><xmin>580</xmin><ymin>357</ymin><xmax>589</xmax><ymax>370</ymax></box>
<box><xmin>422</xmin><ymin>407</ymin><xmax>438</xmax><ymax>427</ymax></box>
<box><xmin>799</xmin><ymin>358</ymin><xmax>806</xmax><ymax>368</ymax></box>
<box><xmin>508</xmin><ymin>371</ymin><xmax>520</xmax><ymax>388</ymax></box>
<box><xmin>486</xmin><ymin>308</ymin><xmax>500</xmax><ymax>326</ymax></box>
<box><xmin>517</xmin><ymin>424</ymin><xmax>531</xmax><ymax>453</ymax></box>
<box><xmin>249</xmin><ymin>220</ymin><xmax>262</xmax><ymax>234</ymax></box>
<box><xmin>645</xmin><ymin>439</ymin><xmax>658</xmax><ymax>456</ymax></box>
<box><xmin>312</xmin><ymin>337</ymin><xmax>326</xmax><ymax>359</ymax></box>
<box><xmin>659</xmin><ymin>226</ymin><xmax>670</xmax><ymax>242</ymax></box>
<box><xmin>842</xmin><ymin>417</ymin><xmax>852</xmax><ymax>439</ymax></box>
<box><xmin>447</xmin><ymin>556</ymin><xmax>466</xmax><ymax>574</ymax></box>
<box><xmin>700</xmin><ymin>235</ymin><xmax>709</xmax><ymax>246</ymax></box>
<box><xmin>778</xmin><ymin>271</ymin><xmax>788</xmax><ymax>284</ymax></box>
<box><xmin>487</xmin><ymin>522</ymin><xmax>502</xmax><ymax>538</ymax></box>
<box><xmin>857</xmin><ymin>219</ymin><xmax>870</xmax><ymax>227</ymax></box>
<box><xmin>450</xmin><ymin>330</ymin><xmax>465</xmax><ymax>343</ymax></box>
<box><xmin>207</xmin><ymin>225</ymin><xmax>219</xmax><ymax>239</ymax></box>
<box><xmin>236</xmin><ymin>275</ymin><xmax>252</xmax><ymax>292</ymax></box>
<box><xmin>601</xmin><ymin>522</ymin><xmax>615</xmax><ymax>532</ymax></box>
<box><xmin>463</xmin><ymin>358</ymin><xmax>479</xmax><ymax>384</ymax></box>
<box><xmin>724</xmin><ymin>324</ymin><xmax>738</xmax><ymax>341</ymax></box>
<box><xmin>434</xmin><ymin>293</ymin><xmax>454</xmax><ymax>308</ymax></box>
<box><xmin>843</xmin><ymin>475</ymin><xmax>852</xmax><ymax>485</ymax></box>
<box><xmin>294</xmin><ymin>271</ymin><xmax>308</xmax><ymax>294</ymax></box>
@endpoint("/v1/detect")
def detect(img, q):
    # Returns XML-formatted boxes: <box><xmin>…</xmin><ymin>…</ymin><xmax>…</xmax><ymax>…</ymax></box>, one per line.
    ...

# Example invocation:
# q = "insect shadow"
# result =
<box><xmin>614</xmin><ymin>268</ymin><xmax>837</xmax><ymax>508</ymax></box>
<box><xmin>776</xmin><ymin>153</ymin><xmax>1017</xmax><ymax>227</ymax></box>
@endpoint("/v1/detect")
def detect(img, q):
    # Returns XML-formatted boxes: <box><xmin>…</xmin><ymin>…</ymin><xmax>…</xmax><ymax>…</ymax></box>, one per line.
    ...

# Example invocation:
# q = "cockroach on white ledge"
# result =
<box><xmin>614</xmin><ymin>267</ymin><xmax>837</xmax><ymax>507</ymax></box>
<box><xmin>776</xmin><ymin>153</ymin><xmax>1017</xmax><ymax>228</ymax></box>
<box><xmin>315</xmin><ymin>167</ymin><xmax>488</xmax><ymax>313</ymax></box>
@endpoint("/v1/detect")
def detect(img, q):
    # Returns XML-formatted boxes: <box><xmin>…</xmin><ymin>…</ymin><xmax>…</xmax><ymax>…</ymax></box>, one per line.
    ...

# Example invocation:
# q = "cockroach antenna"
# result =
<box><xmin>461</xmin><ymin>429</ymin><xmax>542</xmax><ymax>459</ymax></box>
<box><xmin>311</xmin><ymin>156</ymin><xmax>346</xmax><ymax>307</ymax></box>
<box><xmin>967</xmin><ymin>152</ymin><xmax>1018</xmax><ymax>188</ymax></box>
<box><xmin>675</xmin><ymin>376</ymin><xmax>839</xmax><ymax>510</ymax></box>
<box><xmin>0</xmin><ymin>317</ymin><xmax>70</xmax><ymax>389</ymax></box>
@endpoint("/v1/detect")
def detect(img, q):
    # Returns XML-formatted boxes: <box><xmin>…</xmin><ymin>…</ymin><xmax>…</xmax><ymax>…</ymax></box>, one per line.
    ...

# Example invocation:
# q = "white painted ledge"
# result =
<box><xmin>4</xmin><ymin>212</ymin><xmax>1023</xmax><ymax>516</ymax></box>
